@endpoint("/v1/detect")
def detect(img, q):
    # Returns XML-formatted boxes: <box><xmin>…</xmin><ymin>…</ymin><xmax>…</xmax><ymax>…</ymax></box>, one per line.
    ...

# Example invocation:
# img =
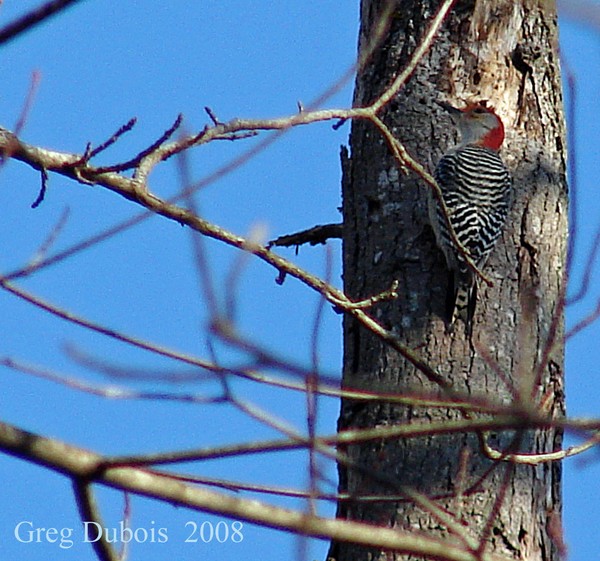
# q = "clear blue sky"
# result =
<box><xmin>0</xmin><ymin>2</ymin><xmax>598</xmax><ymax>561</ymax></box>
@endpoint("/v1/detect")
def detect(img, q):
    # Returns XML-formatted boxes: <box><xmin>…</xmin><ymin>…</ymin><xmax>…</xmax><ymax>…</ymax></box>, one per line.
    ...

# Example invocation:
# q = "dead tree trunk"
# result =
<box><xmin>330</xmin><ymin>1</ymin><xmax>567</xmax><ymax>560</ymax></box>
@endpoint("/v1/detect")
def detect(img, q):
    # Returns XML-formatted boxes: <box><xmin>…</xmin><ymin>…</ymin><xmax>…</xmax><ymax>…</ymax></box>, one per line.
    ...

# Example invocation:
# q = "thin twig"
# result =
<box><xmin>0</xmin><ymin>419</ymin><xmax>504</xmax><ymax>561</ymax></box>
<box><xmin>84</xmin><ymin>117</ymin><xmax>137</xmax><ymax>161</ymax></box>
<box><xmin>306</xmin><ymin>247</ymin><xmax>332</xmax><ymax>514</ymax></box>
<box><xmin>562</xmin><ymin>50</ymin><xmax>578</xmax><ymax>278</ymax></box>
<box><xmin>14</xmin><ymin>70</ymin><xmax>41</xmax><ymax>136</ymax></box>
<box><xmin>475</xmin><ymin>432</ymin><xmax>523</xmax><ymax>559</ymax></box>
<box><xmin>31</xmin><ymin>167</ymin><xmax>48</xmax><ymax>208</ymax></box>
<box><xmin>73</xmin><ymin>480</ymin><xmax>121</xmax><ymax>561</ymax></box>
<box><xmin>94</xmin><ymin>114</ymin><xmax>183</xmax><ymax>175</ymax></box>
<box><xmin>2</xmin><ymin>356</ymin><xmax>226</xmax><ymax>405</ymax></box>
<box><xmin>471</xmin><ymin>339</ymin><xmax>517</xmax><ymax>398</ymax></box>
<box><xmin>566</xmin><ymin>223</ymin><xmax>600</xmax><ymax>306</ymax></box>
<box><xmin>402</xmin><ymin>485</ymin><xmax>478</xmax><ymax>552</ymax></box>
<box><xmin>175</xmin><ymin>131</ymin><xmax>220</xmax><ymax>319</ymax></box>
<box><xmin>0</xmin><ymin>0</ymin><xmax>86</xmax><ymax>45</ymax></box>
<box><xmin>566</xmin><ymin>297</ymin><xmax>600</xmax><ymax>339</ymax></box>
<box><xmin>0</xmin><ymin>279</ymin><xmax>222</xmax><ymax>373</ymax></box>
<box><xmin>24</xmin><ymin>207</ymin><xmax>70</xmax><ymax>272</ymax></box>
<box><xmin>371</xmin><ymin>0</ymin><xmax>457</xmax><ymax>113</ymax></box>
<box><xmin>100</xmin><ymin>414</ymin><xmax>579</xmax><ymax>469</ymax></box>
<box><xmin>482</xmin><ymin>431</ymin><xmax>600</xmax><ymax>464</ymax></box>
<box><xmin>330</xmin><ymin>280</ymin><xmax>399</xmax><ymax>310</ymax></box>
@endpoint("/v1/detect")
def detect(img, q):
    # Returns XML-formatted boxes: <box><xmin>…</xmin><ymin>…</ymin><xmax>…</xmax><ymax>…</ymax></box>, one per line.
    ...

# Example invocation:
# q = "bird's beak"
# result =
<box><xmin>435</xmin><ymin>100</ymin><xmax>462</xmax><ymax>117</ymax></box>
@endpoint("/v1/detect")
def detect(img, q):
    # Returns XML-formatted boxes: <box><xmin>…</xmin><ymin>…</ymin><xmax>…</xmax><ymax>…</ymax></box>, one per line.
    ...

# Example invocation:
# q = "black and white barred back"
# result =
<box><xmin>432</xmin><ymin>144</ymin><xmax>512</xmax><ymax>333</ymax></box>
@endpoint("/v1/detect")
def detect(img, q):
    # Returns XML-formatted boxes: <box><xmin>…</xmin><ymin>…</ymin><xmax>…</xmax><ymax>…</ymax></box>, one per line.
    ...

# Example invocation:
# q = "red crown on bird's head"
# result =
<box><xmin>459</xmin><ymin>101</ymin><xmax>505</xmax><ymax>150</ymax></box>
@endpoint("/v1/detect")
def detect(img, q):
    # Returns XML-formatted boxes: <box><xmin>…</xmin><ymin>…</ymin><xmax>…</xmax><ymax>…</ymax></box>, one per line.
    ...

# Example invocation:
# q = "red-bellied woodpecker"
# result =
<box><xmin>429</xmin><ymin>101</ymin><xmax>512</xmax><ymax>335</ymax></box>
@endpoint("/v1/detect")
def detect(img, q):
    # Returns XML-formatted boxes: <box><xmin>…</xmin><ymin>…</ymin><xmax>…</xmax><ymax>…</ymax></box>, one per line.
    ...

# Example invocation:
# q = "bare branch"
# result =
<box><xmin>14</xmin><ymin>71</ymin><xmax>41</xmax><ymax>136</ymax></box>
<box><xmin>0</xmin><ymin>420</ymin><xmax>514</xmax><ymax>561</ymax></box>
<box><xmin>95</xmin><ymin>114</ymin><xmax>183</xmax><ymax>175</ymax></box>
<box><xmin>268</xmin><ymin>223</ymin><xmax>343</xmax><ymax>249</ymax></box>
<box><xmin>482</xmin><ymin>431</ymin><xmax>600</xmax><ymax>465</ymax></box>
<box><xmin>23</xmin><ymin>207</ymin><xmax>70</xmax><ymax>274</ymax></box>
<box><xmin>101</xmin><ymin>413</ymin><xmax>595</xmax><ymax>469</ymax></box>
<box><xmin>73</xmin><ymin>480</ymin><xmax>121</xmax><ymax>561</ymax></box>
<box><xmin>329</xmin><ymin>280</ymin><xmax>399</xmax><ymax>310</ymax></box>
<box><xmin>0</xmin><ymin>279</ymin><xmax>223</xmax><ymax>374</ymax></box>
<box><xmin>0</xmin><ymin>0</ymin><xmax>86</xmax><ymax>45</ymax></box>
<box><xmin>80</xmin><ymin>117</ymin><xmax>138</xmax><ymax>162</ymax></box>
<box><xmin>371</xmin><ymin>0</ymin><xmax>457</xmax><ymax>113</ymax></box>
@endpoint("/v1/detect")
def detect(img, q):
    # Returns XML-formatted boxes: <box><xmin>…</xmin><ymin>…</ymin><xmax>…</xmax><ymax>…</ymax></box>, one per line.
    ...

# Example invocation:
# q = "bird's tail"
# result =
<box><xmin>446</xmin><ymin>271</ymin><xmax>477</xmax><ymax>336</ymax></box>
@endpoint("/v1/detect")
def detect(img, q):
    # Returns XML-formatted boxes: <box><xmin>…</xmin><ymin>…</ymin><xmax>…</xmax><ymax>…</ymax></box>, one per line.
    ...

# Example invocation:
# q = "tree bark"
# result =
<box><xmin>331</xmin><ymin>1</ymin><xmax>566</xmax><ymax>560</ymax></box>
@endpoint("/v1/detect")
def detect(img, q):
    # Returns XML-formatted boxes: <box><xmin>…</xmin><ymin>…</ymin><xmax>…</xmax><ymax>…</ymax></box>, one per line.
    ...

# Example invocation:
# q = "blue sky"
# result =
<box><xmin>0</xmin><ymin>2</ymin><xmax>598</xmax><ymax>561</ymax></box>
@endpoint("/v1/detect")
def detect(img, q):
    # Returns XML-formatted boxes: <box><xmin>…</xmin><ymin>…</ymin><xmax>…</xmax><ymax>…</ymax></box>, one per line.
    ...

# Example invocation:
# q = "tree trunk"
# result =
<box><xmin>331</xmin><ymin>1</ymin><xmax>566</xmax><ymax>560</ymax></box>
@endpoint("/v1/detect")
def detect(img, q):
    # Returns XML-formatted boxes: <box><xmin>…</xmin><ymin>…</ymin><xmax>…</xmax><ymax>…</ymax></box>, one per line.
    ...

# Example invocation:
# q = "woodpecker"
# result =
<box><xmin>429</xmin><ymin>101</ymin><xmax>512</xmax><ymax>335</ymax></box>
